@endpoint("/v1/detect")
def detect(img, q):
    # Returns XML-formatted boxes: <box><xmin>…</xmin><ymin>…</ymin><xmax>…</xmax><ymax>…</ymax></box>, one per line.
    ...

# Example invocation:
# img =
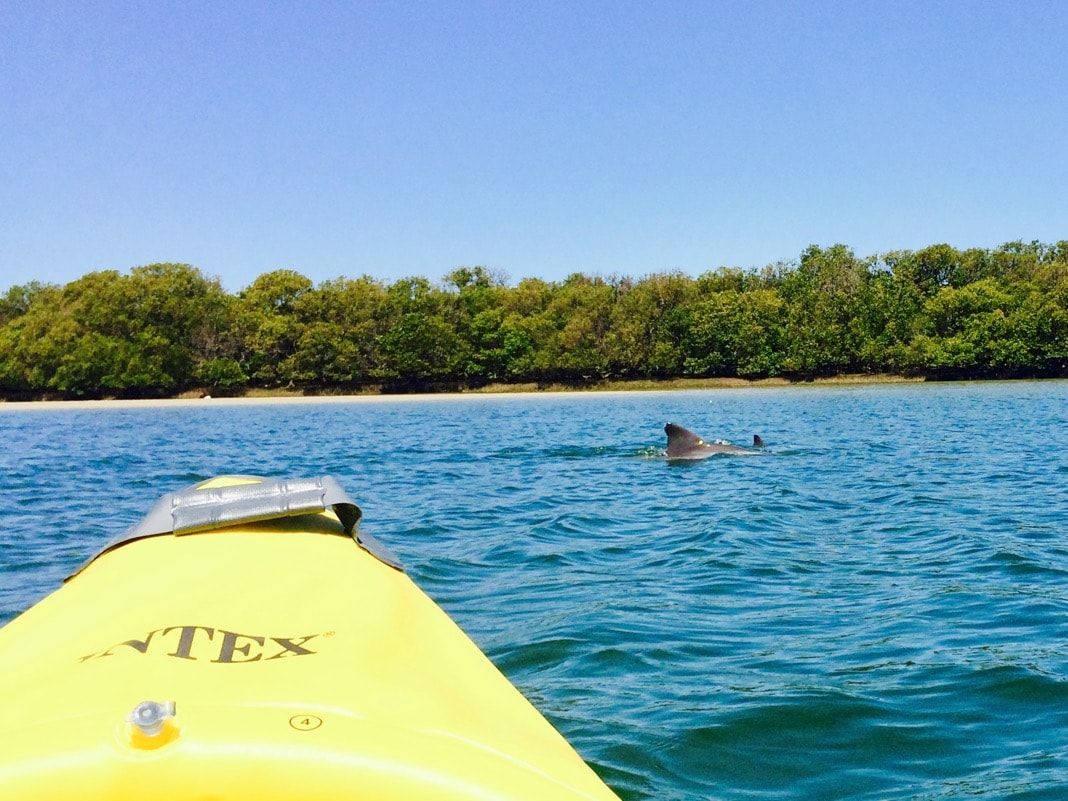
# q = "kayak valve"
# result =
<box><xmin>125</xmin><ymin>700</ymin><xmax>178</xmax><ymax>748</ymax></box>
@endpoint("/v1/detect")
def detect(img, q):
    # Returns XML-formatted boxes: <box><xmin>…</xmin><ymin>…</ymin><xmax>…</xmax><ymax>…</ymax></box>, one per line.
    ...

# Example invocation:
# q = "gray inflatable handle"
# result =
<box><xmin>70</xmin><ymin>476</ymin><xmax>402</xmax><ymax>577</ymax></box>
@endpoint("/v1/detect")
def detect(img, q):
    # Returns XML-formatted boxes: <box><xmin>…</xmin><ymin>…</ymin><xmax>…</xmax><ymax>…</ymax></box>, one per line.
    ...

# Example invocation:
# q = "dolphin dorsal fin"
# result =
<box><xmin>753</xmin><ymin>435</ymin><xmax>765</xmax><ymax>449</ymax></box>
<box><xmin>664</xmin><ymin>423</ymin><xmax>705</xmax><ymax>456</ymax></box>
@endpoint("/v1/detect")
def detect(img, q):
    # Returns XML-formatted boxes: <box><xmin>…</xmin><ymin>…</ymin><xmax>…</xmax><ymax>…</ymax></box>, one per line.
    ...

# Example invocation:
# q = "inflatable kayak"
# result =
<box><xmin>0</xmin><ymin>476</ymin><xmax>621</xmax><ymax>800</ymax></box>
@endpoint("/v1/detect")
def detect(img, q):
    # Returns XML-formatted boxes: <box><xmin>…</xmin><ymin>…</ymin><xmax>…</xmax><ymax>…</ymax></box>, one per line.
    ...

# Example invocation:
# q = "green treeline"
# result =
<box><xmin>2</xmin><ymin>240</ymin><xmax>1067</xmax><ymax>398</ymax></box>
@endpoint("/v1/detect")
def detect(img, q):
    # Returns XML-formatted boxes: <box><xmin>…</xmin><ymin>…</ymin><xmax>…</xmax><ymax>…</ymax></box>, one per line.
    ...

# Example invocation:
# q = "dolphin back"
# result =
<box><xmin>664</xmin><ymin>423</ymin><xmax>765</xmax><ymax>458</ymax></box>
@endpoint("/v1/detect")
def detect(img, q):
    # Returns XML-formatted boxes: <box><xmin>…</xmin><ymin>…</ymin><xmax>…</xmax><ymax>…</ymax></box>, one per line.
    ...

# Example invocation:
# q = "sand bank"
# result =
<box><xmin>0</xmin><ymin>374</ymin><xmax>927</xmax><ymax>411</ymax></box>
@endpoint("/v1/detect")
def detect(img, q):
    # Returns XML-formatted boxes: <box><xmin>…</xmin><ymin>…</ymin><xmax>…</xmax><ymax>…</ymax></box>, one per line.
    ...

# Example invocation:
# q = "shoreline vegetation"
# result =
<box><xmin>2</xmin><ymin>240</ymin><xmax>1066</xmax><ymax>402</ymax></box>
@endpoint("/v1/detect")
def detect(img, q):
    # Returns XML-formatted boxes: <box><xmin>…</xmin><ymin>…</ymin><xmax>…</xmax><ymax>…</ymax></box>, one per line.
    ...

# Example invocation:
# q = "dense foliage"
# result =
<box><xmin>2</xmin><ymin>241</ymin><xmax>1067</xmax><ymax>398</ymax></box>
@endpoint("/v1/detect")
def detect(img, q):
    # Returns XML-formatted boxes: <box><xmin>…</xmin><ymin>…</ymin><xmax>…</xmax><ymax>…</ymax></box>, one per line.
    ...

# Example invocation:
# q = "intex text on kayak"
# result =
<box><xmin>78</xmin><ymin>626</ymin><xmax>326</xmax><ymax>663</ymax></box>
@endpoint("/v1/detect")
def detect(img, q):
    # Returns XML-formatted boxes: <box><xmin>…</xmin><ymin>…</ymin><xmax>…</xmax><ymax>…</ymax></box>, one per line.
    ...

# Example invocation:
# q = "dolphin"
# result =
<box><xmin>664</xmin><ymin>423</ymin><xmax>765</xmax><ymax>460</ymax></box>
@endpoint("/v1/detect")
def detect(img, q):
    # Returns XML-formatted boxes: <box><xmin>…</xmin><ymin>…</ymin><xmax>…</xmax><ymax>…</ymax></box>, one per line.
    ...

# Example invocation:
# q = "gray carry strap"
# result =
<box><xmin>132</xmin><ymin>476</ymin><xmax>361</xmax><ymax>537</ymax></box>
<box><xmin>70</xmin><ymin>476</ymin><xmax>402</xmax><ymax>578</ymax></box>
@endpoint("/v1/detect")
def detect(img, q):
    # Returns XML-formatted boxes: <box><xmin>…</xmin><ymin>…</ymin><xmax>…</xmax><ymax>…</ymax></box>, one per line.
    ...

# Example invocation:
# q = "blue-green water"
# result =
<box><xmin>2</xmin><ymin>382</ymin><xmax>1067</xmax><ymax>800</ymax></box>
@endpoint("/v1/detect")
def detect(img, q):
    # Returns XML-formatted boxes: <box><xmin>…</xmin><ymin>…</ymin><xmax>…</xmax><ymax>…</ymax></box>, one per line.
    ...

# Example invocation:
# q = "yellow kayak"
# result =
<box><xmin>0</xmin><ymin>476</ymin><xmax>621</xmax><ymax>800</ymax></box>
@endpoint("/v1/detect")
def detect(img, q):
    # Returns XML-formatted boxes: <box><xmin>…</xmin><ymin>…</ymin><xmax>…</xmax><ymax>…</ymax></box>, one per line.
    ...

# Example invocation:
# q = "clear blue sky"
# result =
<box><xmin>3</xmin><ymin>0</ymin><xmax>1066</xmax><ymax>292</ymax></box>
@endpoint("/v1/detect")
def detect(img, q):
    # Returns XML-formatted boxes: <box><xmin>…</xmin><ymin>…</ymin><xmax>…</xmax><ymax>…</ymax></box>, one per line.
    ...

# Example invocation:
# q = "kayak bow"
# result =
<box><xmin>0</xmin><ymin>475</ymin><xmax>621</xmax><ymax>800</ymax></box>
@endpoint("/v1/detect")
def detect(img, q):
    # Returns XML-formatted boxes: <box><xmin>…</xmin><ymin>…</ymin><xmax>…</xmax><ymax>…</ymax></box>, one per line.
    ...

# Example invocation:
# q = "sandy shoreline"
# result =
<box><xmin>0</xmin><ymin>374</ymin><xmax>936</xmax><ymax>410</ymax></box>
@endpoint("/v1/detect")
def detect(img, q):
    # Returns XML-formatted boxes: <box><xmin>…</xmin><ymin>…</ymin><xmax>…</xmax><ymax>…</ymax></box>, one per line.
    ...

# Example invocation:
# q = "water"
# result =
<box><xmin>2</xmin><ymin>381</ymin><xmax>1067</xmax><ymax>800</ymax></box>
